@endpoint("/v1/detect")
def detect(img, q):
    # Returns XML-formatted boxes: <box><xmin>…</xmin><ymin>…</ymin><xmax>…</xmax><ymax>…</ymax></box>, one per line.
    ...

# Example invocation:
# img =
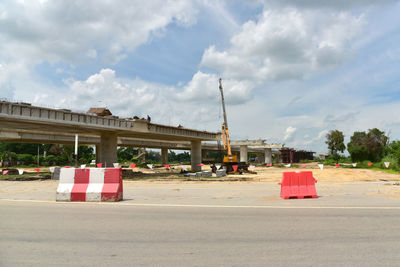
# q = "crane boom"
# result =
<box><xmin>219</xmin><ymin>78</ymin><xmax>228</xmax><ymax>129</ymax></box>
<box><xmin>216</xmin><ymin>78</ymin><xmax>252</xmax><ymax>174</ymax></box>
<box><xmin>218</xmin><ymin>78</ymin><xmax>233</xmax><ymax>159</ymax></box>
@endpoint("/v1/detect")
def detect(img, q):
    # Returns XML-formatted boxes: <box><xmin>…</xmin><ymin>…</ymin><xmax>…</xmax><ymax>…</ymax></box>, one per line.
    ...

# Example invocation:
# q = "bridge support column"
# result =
<box><xmin>161</xmin><ymin>148</ymin><xmax>168</xmax><ymax>165</ymax></box>
<box><xmin>240</xmin><ymin>145</ymin><xmax>248</xmax><ymax>163</ymax></box>
<box><xmin>98</xmin><ymin>132</ymin><xmax>118</xmax><ymax>167</ymax></box>
<box><xmin>191</xmin><ymin>140</ymin><xmax>201</xmax><ymax>172</ymax></box>
<box><xmin>264</xmin><ymin>148</ymin><xmax>272</xmax><ymax>165</ymax></box>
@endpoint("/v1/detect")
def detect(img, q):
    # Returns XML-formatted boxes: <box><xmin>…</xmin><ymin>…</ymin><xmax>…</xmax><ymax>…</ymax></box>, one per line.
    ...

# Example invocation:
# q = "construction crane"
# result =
<box><xmin>219</xmin><ymin>78</ymin><xmax>237</xmax><ymax>164</ymax></box>
<box><xmin>218</xmin><ymin>78</ymin><xmax>253</xmax><ymax>174</ymax></box>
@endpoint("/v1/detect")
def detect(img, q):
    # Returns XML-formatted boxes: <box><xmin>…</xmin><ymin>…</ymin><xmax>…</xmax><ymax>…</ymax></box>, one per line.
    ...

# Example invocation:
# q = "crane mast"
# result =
<box><xmin>215</xmin><ymin>78</ymin><xmax>252</xmax><ymax>174</ymax></box>
<box><xmin>219</xmin><ymin>78</ymin><xmax>234</xmax><ymax>161</ymax></box>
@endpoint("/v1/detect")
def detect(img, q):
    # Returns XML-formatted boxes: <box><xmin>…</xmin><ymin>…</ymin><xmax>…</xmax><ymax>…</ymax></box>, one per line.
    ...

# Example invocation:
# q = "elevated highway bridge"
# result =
<box><xmin>0</xmin><ymin>101</ymin><xmax>283</xmax><ymax>168</ymax></box>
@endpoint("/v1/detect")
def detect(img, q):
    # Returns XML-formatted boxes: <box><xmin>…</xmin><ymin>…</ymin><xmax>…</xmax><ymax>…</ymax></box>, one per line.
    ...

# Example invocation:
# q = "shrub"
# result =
<box><xmin>17</xmin><ymin>154</ymin><xmax>35</xmax><ymax>165</ymax></box>
<box><xmin>381</xmin><ymin>155</ymin><xmax>399</xmax><ymax>171</ymax></box>
<box><xmin>44</xmin><ymin>155</ymin><xmax>57</xmax><ymax>166</ymax></box>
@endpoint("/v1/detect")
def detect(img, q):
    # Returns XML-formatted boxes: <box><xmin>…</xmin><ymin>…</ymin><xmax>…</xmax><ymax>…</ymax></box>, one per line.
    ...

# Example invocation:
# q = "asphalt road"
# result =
<box><xmin>1</xmin><ymin>200</ymin><xmax>400</xmax><ymax>267</ymax></box>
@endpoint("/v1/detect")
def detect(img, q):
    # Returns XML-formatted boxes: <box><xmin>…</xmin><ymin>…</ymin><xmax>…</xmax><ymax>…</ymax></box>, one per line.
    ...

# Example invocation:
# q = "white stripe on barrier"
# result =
<box><xmin>86</xmin><ymin>168</ymin><xmax>105</xmax><ymax>202</ymax></box>
<box><xmin>56</xmin><ymin>168</ymin><xmax>76</xmax><ymax>201</ymax></box>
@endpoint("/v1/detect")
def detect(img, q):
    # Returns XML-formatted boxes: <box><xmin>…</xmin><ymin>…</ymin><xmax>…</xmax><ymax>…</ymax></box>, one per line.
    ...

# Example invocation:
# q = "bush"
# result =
<box><xmin>318</xmin><ymin>155</ymin><xmax>351</xmax><ymax>165</ymax></box>
<box><xmin>43</xmin><ymin>155</ymin><xmax>57</xmax><ymax>166</ymax></box>
<box><xmin>381</xmin><ymin>155</ymin><xmax>399</xmax><ymax>171</ymax></box>
<box><xmin>17</xmin><ymin>154</ymin><xmax>35</xmax><ymax>165</ymax></box>
<box><xmin>299</xmin><ymin>159</ymin><xmax>313</xmax><ymax>163</ymax></box>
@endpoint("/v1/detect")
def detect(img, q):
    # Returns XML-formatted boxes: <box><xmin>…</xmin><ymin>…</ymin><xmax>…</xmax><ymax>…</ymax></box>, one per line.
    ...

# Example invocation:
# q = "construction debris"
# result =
<box><xmin>87</xmin><ymin>107</ymin><xmax>112</xmax><ymax>117</ymax></box>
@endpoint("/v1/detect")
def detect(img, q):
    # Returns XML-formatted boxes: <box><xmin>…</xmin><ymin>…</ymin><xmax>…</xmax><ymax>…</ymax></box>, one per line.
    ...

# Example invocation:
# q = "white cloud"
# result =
<box><xmin>317</xmin><ymin>130</ymin><xmax>329</xmax><ymax>140</ymax></box>
<box><xmin>1</xmin><ymin>0</ymin><xmax>400</xmax><ymax>155</ymax></box>
<box><xmin>177</xmin><ymin>71</ymin><xmax>254</xmax><ymax>105</ymax></box>
<box><xmin>59</xmin><ymin>69</ymin><xmax>163</xmax><ymax>116</ymax></box>
<box><xmin>86</xmin><ymin>49</ymin><xmax>97</xmax><ymax>59</ymax></box>
<box><xmin>284</xmin><ymin>126</ymin><xmax>297</xmax><ymax>141</ymax></box>
<box><xmin>0</xmin><ymin>0</ymin><xmax>197</xmax><ymax>64</ymax></box>
<box><xmin>201</xmin><ymin>8</ymin><xmax>364</xmax><ymax>81</ymax></box>
<box><xmin>25</xmin><ymin>69</ymin><xmax>224</xmax><ymax>131</ymax></box>
<box><xmin>254</xmin><ymin>0</ymin><xmax>397</xmax><ymax>10</ymax></box>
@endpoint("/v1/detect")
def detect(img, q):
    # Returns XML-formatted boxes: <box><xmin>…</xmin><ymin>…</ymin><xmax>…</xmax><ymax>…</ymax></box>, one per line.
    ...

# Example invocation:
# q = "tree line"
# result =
<box><xmin>0</xmin><ymin>143</ymin><xmax>192</xmax><ymax>167</ymax></box>
<box><xmin>326</xmin><ymin>128</ymin><xmax>400</xmax><ymax>169</ymax></box>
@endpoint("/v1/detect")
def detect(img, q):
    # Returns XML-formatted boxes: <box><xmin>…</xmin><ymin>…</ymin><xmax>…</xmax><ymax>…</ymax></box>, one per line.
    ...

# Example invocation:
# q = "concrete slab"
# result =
<box><xmin>201</xmin><ymin>171</ymin><xmax>213</xmax><ymax>177</ymax></box>
<box><xmin>216</xmin><ymin>169</ymin><xmax>227</xmax><ymax>177</ymax></box>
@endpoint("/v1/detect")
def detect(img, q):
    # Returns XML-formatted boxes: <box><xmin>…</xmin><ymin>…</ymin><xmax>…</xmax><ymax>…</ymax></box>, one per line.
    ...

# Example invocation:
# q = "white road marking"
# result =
<box><xmin>1</xmin><ymin>198</ymin><xmax>400</xmax><ymax>210</ymax></box>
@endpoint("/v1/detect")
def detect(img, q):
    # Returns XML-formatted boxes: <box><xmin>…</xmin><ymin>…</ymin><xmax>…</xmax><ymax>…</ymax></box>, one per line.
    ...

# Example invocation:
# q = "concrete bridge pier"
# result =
<box><xmin>97</xmin><ymin>132</ymin><xmax>118</xmax><ymax>167</ymax></box>
<box><xmin>191</xmin><ymin>140</ymin><xmax>202</xmax><ymax>172</ymax></box>
<box><xmin>240</xmin><ymin>145</ymin><xmax>248</xmax><ymax>163</ymax></box>
<box><xmin>264</xmin><ymin>148</ymin><xmax>272</xmax><ymax>165</ymax></box>
<box><xmin>161</xmin><ymin>148</ymin><xmax>168</xmax><ymax>165</ymax></box>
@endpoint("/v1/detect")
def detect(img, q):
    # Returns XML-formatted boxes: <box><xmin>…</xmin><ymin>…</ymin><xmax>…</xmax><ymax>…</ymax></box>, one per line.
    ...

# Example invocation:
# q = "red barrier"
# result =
<box><xmin>70</xmin><ymin>168</ymin><xmax>90</xmax><ymax>201</ymax></box>
<box><xmin>278</xmin><ymin>171</ymin><xmax>317</xmax><ymax>199</ymax></box>
<box><xmin>56</xmin><ymin>168</ymin><xmax>123</xmax><ymax>202</ymax></box>
<box><xmin>102</xmin><ymin>168</ymin><xmax>123</xmax><ymax>201</ymax></box>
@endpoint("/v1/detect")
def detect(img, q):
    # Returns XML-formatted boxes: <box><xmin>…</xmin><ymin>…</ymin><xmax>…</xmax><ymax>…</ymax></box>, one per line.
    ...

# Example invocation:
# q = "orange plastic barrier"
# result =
<box><xmin>278</xmin><ymin>171</ymin><xmax>317</xmax><ymax>199</ymax></box>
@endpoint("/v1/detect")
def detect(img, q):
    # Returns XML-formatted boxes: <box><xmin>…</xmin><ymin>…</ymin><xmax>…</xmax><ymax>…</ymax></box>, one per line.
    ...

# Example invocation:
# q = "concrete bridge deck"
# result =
<box><xmin>0</xmin><ymin>101</ymin><xmax>283</xmax><ymax>167</ymax></box>
<box><xmin>0</xmin><ymin>101</ymin><xmax>220</xmax><ymax>169</ymax></box>
<box><xmin>0</xmin><ymin>101</ymin><xmax>218</xmax><ymax>141</ymax></box>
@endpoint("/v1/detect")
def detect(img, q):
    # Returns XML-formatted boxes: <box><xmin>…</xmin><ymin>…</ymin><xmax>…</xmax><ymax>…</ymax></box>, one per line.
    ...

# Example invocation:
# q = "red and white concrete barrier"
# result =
<box><xmin>56</xmin><ymin>168</ymin><xmax>123</xmax><ymax>202</ymax></box>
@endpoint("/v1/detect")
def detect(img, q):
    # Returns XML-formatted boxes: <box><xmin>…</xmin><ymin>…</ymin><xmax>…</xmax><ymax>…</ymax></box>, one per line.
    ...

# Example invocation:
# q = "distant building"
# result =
<box><xmin>280</xmin><ymin>148</ymin><xmax>295</xmax><ymax>163</ymax></box>
<box><xmin>317</xmin><ymin>153</ymin><xmax>329</xmax><ymax>160</ymax></box>
<box><xmin>280</xmin><ymin>148</ymin><xmax>315</xmax><ymax>163</ymax></box>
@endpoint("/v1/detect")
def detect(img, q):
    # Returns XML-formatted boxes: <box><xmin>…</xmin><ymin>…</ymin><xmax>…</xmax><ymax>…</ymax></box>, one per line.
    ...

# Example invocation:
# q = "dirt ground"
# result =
<box><xmin>5</xmin><ymin>162</ymin><xmax>400</xmax><ymax>183</ymax></box>
<box><xmin>117</xmin><ymin>162</ymin><xmax>400</xmax><ymax>183</ymax></box>
<box><xmin>1</xmin><ymin>163</ymin><xmax>400</xmax><ymax>201</ymax></box>
<box><xmin>240</xmin><ymin>162</ymin><xmax>400</xmax><ymax>183</ymax></box>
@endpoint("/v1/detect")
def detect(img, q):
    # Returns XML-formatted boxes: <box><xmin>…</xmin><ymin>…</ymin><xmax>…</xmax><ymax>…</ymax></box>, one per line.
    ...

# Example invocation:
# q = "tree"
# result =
<box><xmin>117</xmin><ymin>147</ymin><xmax>138</xmax><ymax>162</ymax></box>
<box><xmin>146</xmin><ymin>151</ymin><xmax>161</xmax><ymax>163</ymax></box>
<box><xmin>383</xmin><ymin>140</ymin><xmax>400</xmax><ymax>167</ymax></box>
<box><xmin>0</xmin><ymin>142</ymin><xmax>43</xmax><ymax>155</ymax></box>
<box><xmin>168</xmin><ymin>151</ymin><xmax>191</xmax><ymax>163</ymax></box>
<box><xmin>347</xmin><ymin>128</ymin><xmax>388</xmax><ymax>162</ymax></box>
<box><xmin>325</xmin><ymin>130</ymin><xmax>346</xmax><ymax>162</ymax></box>
<box><xmin>365</xmin><ymin>128</ymin><xmax>388</xmax><ymax>161</ymax></box>
<box><xmin>347</xmin><ymin>131</ymin><xmax>368</xmax><ymax>162</ymax></box>
<box><xmin>78</xmin><ymin>146</ymin><xmax>94</xmax><ymax>164</ymax></box>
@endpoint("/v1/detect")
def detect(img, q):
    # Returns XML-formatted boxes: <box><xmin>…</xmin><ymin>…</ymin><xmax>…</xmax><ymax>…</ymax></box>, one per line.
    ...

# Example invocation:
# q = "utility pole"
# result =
<box><xmin>75</xmin><ymin>134</ymin><xmax>79</xmax><ymax>166</ymax></box>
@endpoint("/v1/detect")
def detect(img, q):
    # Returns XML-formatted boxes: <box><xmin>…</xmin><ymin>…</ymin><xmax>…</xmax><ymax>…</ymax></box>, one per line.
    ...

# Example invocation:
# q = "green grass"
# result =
<box><xmin>0</xmin><ymin>172</ymin><xmax>51</xmax><ymax>181</ymax></box>
<box><xmin>368</xmin><ymin>167</ymin><xmax>400</xmax><ymax>175</ymax></box>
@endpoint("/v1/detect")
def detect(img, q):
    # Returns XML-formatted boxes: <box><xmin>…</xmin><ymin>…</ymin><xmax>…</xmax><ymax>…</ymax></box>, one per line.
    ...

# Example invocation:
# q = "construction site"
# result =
<box><xmin>1</xmin><ymin>1</ymin><xmax>400</xmax><ymax>266</ymax></box>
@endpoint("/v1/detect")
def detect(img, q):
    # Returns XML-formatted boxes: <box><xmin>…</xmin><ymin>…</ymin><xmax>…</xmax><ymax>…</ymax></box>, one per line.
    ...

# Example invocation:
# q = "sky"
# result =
<box><xmin>1</xmin><ymin>0</ymin><xmax>400</xmax><ymax>154</ymax></box>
